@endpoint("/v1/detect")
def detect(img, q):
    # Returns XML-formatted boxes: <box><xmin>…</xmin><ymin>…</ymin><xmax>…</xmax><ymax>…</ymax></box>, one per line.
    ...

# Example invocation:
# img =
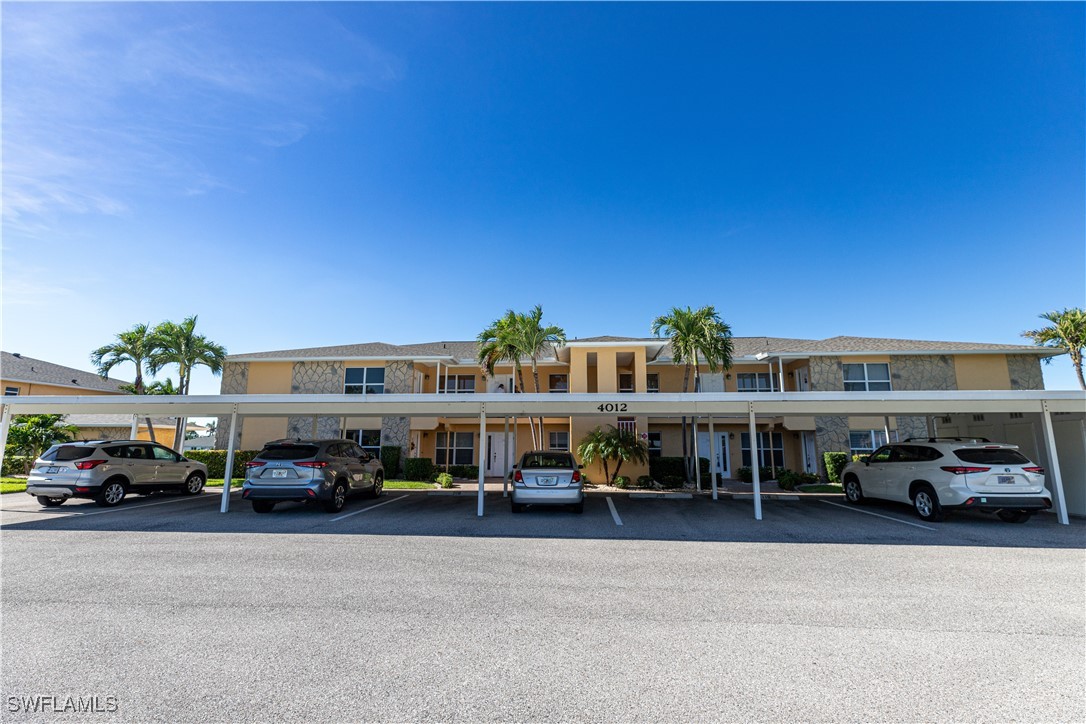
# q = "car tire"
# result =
<box><xmin>843</xmin><ymin>476</ymin><xmax>864</xmax><ymax>504</ymax></box>
<box><xmin>37</xmin><ymin>496</ymin><xmax>65</xmax><ymax>507</ymax></box>
<box><xmin>252</xmin><ymin>501</ymin><xmax>275</xmax><ymax>514</ymax></box>
<box><xmin>997</xmin><ymin>509</ymin><xmax>1033</xmax><ymax>524</ymax></box>
<box><xmin>323</xmin><ymin>481</ymin><xmax>348</xmax><ymax>513</ymax></box>
<box><xmin>511</xmin><ymin>501</ymin><xmax>525</xmax><ymax>514</ymax></box>
<box><xmin>368</xmin><ymin>472</ymin><xmax>384</xmax><ymax>499</ymax></box>
<box><xmin>95</xmin><ymin>479</ymin><xmax>127</xmax><ymax>507</ymax></box>
<box><xmin>912</xmin><ymin>484</ymin><xmax>944</xmax><ymax>522</ymax></box>
<box><xmin>183</xmin><ymin>472</ymin><xmax>206</xmax><ymax>495</ymax></box>
<box><xmin>570</xmin><ymin>500</ymin><xmax>584</xmax><ymax>514</ymax></box>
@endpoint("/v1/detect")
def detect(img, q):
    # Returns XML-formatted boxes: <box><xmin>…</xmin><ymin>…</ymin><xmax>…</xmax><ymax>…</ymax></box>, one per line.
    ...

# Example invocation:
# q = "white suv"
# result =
<box><xmin>840</xmin><ymin>439</ymin><xmax>1052</xmax><ymax>523</ymax></box>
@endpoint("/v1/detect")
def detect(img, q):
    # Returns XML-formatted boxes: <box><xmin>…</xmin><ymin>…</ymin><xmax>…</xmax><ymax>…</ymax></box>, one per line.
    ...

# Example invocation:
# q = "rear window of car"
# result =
<box><xmin>40</xmin><ymin>446</ymin><xmax>95</xmax><ymax>462</ymax></box>
<box><xmin>954</xmin><ymin>448</ymin><xmax>1031</xmax><ymax>465</ymax></box>
<box><xmin>259</xmin><ymin>445</ymin><xmax>320</xmax><ymax>461</ymax></box>
<box><xmin>521</xmin><ymin>453</ymin><xmax>575</xmax><ymax>469</ymax></box>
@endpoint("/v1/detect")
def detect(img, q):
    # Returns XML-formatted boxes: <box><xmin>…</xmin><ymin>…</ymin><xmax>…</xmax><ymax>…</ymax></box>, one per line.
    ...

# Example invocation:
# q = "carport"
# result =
<box><xmin>1</xmin><ymin>390</ymin><xmax>1081</xmax><ymax>524</ymax></box>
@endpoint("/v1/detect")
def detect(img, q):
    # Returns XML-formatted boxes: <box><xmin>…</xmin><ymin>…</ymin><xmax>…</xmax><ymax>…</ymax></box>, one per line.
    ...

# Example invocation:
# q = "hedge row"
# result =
<box><xmin>380</xmin><ymin>446</ymin><xmax>402</xmax><ymax>478</ymax></box>
<box><xmin>183</xmin><ymin>450</ymin><xmax>260</xmax><ymax>479</ymax></box>
<box><xmin>403</xmin><ymin>458</ymin><xmax>435</xmax><ymax>482</ymax></box>
<box><xmin>823</xmin><ymin>452</ymin><xmax>850</xmax><ymax>484</ymax></box>
<box><xmin>648</xmin><ymin>456</ymin><xmax>710</xmax><ymax>487</ymax></box>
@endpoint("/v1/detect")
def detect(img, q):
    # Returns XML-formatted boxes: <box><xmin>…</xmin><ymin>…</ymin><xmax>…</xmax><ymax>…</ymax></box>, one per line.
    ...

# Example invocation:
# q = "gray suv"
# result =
<box><xmin>242</xmin><ymin>439</ymin><xmax>384</xmax><ymax>514</ymax></box>
<box><xmin>26</xmin><ymin>441</ymin><xmax>208</xmax><ymax>507</ymax></box>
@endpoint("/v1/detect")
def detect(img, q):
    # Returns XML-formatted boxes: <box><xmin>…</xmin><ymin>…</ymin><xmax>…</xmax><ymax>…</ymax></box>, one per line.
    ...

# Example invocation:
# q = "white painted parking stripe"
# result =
<box><xmin>606</xmin><ymin>496</ymin><xmax>623</xmax><ymax>526</ymax></box>
<box><xmin>329</xmin><ymin>495</ymin><xmax>407</xmax><ymax>522</ymax></box>
<box><xmin>1</xmin><ymin>494</ymin><xmax>218</xmax><ymax>521</ymax></box>
<box><xmin>820</xmin><ymin>499</ymin><xmax>937</xmax><ymax>531</ymax></box>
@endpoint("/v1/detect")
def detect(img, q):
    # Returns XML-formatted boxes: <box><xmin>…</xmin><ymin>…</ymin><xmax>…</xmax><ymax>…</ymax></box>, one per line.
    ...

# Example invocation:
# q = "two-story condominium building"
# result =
<box><xmin>216</xmin><ymin>335</ymin><xmax>1059</xmax><ymax>483</ymax></box>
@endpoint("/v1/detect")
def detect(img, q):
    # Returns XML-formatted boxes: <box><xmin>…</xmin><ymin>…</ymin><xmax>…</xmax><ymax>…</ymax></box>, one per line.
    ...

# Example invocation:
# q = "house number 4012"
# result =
<box><xmin>596</xmin><ymin>403</ymin><xmax>629</xmax><ymax>412</ymax></box>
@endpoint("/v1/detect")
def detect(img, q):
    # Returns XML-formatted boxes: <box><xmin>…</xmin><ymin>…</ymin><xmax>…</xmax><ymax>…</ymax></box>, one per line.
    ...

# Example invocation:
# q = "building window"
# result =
<box><xmin>443</xmin><ymin>375</ymin><xmax>476</xmax><ymax>394</ymax></box>
<box><xmin>345</xmin><ymin>367</ymin><xmax>385</xmax><ymax>395</ymax></box>
<box><xmin>736</xmin><ymin>373</ymin><xmax>779</xmax><ymax>392</ymax></box>
<box><xmin>436</xmin><ymin>432</ymin><xmax>474</xmax><ymax>465</ymax></box>
<box><xmin>548</xmin><ymin>431</ymin><xmax>569</xmax><ymax>451</ymax></box>
<box><xmin>619</xmin><ymin>373</ymin><xmax>634</xmax><ymax>393</ymax></box>
<box><xmin>646</xmin><ymin>374</ymin><xmax>659</xmax><ymax>393</ymax></box>
<box><xmin>849</xmin><ymin>430</ymin><xmax>888</xmax><ymax>456</ymax></box>
<box><xmin>344</xmin><ymin>429</ymin><xmax>381</xmax><ymax>457</ymax></box>
<box><xmin>647</xmin><ymin>431</ymin><xmax>662</xmax><ymax>459</ymax></box>
<box><xmin>740</xmin><ymin>432</ymin><xmax>784</xmax><ymax>468</ymax></box>
<box><xmin>842</xmin><ymin>363</ymin><xmax>891</xmax><ymax>392</ymax></box>
<box><xmin>3</xmin><ymin>387</ymin><xmax>19</xmax><ymax>396</ymax></box>
<box><xmin>549</xmin><ymin>374</ymin><xmax>568</xmax><ymax>393</ymax></box>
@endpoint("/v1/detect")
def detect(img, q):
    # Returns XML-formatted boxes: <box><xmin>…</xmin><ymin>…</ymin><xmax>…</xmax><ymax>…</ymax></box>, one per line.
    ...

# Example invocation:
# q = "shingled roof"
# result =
<box><xmin>1</xmin><ymin>352</ymin><xmax>129</xmax><ymax>393</ymax></box>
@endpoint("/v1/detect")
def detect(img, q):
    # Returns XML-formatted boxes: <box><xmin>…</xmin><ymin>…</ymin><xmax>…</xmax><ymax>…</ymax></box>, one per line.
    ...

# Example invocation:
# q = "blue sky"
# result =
<box><xmin>2</xmin><ymin>2</ymin><xmax>1083</xmax><ymax>394</ymax></box>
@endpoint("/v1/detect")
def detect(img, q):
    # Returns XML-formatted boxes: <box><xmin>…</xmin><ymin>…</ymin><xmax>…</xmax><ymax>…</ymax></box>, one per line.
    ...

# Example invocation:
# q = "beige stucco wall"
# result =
<box><xmin>0</xmin><ymin>380</ymin><xmax>119</xmax><ymax>396</ymax></box>
<box><xmin>954</xmin><ymin>355</ymin><xmax>1011</xmax><ymax>390</ymax></box>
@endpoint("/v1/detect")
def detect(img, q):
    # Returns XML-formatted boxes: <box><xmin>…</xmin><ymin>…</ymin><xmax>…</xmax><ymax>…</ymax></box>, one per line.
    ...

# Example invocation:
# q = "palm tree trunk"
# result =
<box><xmin>516</xmin><ymin>368</ymin><xmax>538</xmax><ymax>448</ymax></box>
<box><xmin>531</xmin><ymin>361</ymin><xmax>545</xmax><ymax>450</ymax></box>
<box><xmin>144</xmin><ymin>418</ymin><xmax>157</xmax><ymax>442</ymax></box>
<box><xmin>681</xmin><ymin>363</ymin><xmax>692</xmax><ymax>483</ymax></box>
<box><xmin>1074</xmin><ymin>355</ymin><xmax>1085</xmax><ymax>390</ymax></box>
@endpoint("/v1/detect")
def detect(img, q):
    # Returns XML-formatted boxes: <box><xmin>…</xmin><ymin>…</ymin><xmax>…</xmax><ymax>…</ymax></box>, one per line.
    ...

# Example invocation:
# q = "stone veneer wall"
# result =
<box><xmin>214</xmin><ymin>362</ymin><xmax>249</xmax><ymax>449</ymax></box>
<box><xmin>1006</xmin><ymin>355</ymin><xmax>1044</xmax><ymax>390</ymax></box>
<box><xmin>287</xmin><ymin>361</ymin><xmax>344</xmax><ymax>440</ymax></box>
<box><xmin>810</xmin><ymin>356</ymin><xmax>847</xmax><ymax>476</ymax></box>
<box><xmin>381</xmin><ymin>361</ymin><xmax>414</xmax><ymax>452</ymax></box>
<box><xmin>890</xmin><ymin>355</ymin><xmax>956</xmax><ymax>444</ymax></box>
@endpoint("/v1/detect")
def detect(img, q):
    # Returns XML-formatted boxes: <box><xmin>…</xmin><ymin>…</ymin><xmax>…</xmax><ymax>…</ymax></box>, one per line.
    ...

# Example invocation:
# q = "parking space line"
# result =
<box><xmin>3</xmin><ymin>494</ymin><xmax>219</xmax><ymax>521</ymax></box>
<box><xmin>820</xmin><ymin>500</ymin><xmax>936</xmax><ymax>531</ymax></box>
<box><xmin>328</xmin><ymin>495</ymin><xmax>408</xmax><ymax>522</ymax></box>
<box><xmin>606</xmin><ymin>496</ymin><xmax>623</xmax><ymax>526</ymax></box>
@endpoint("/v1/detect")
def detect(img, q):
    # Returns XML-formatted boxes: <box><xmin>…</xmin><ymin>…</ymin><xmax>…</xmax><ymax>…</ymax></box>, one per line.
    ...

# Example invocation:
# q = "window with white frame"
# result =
<box><xmin>549</xmin><ymin>374</ymin><xmax>568</xmax><ymax>393</ymax></box>
<box><xmin>849</xmin><ymin>430</ymin><xmax>888</xmax><ymax>456</ymax></box>
<box><xmin>740</xmin><ymin>432</ymin><xmax>784</xmax><ymax>468</ymax></box>
<box><xmin>619</xmin><ymin>373</ymin><xmax>634</xmax><ymax>393</ymax></box>
<box><xmin>3</xmin><ymin>387</ymin><xmax>19</xmax><ymax>396</ymax></box>
<box><xmin>646</xmin><ymin>431</ymin><xmax>662</xmax><ymax>459</ymax></box>
<box><xmin>548</xmin><ymin>431</ymin><xmax>569</xmax><ymax>451</ymax></box>
<box><xmin>443</xmin><ymin>375</ymin><xmax>476</xmax><ymax>394</ymax></box>
<box><xmin>436</xmin><ymin>432</ymin><xmax>474</xmax><ymax>465</ymax></box>
<box><xmin>736</xmin><ymin>373</ymin><xmax>779</xmax><ymax>392</ymax></box>
<box><xmin>646</xmin><ymin>374</ymin><xmax>659</xmax><ymax>393</ymax></box>
<box><xmin>344</xmin><ymin>367</ymin><xmax>385</xmax><ymax>394</ymax></box>
<box><xmin>343</xmin><ymin>429</ymin><xmax>381</xmax><ymax>456</ymax></box>
<box><xmin>842</xmin><ymin>363</ymin><xmax>891</xmax><ymax>392</ymax></box>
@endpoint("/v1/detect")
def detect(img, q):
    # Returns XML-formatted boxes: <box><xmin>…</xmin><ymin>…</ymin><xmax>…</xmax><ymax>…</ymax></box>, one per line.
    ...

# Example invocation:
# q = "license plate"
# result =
<box><xmin>271</xmin><ymin>469</ymin><xmax>289</xmax><ymax>478</ymax></box>
<box><xmin>537</xmin><ymin>476</ymin><xmax>557</xmax><ymax>486</ymax></box>
<box><xmin>997</xmin><ymin>475</ymin><xmax>1015</xmax><ymax>485</ymax></box>
<box><xmin>45</xmin><ymin>467</ymin><xmax>61</xmax><ymax>474</ymax></box>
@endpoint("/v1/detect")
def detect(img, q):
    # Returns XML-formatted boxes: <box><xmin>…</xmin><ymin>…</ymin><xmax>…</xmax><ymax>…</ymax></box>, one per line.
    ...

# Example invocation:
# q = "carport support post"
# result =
<box><xmin>693</xmin><ymin>417</ymin><xmax>702</xmax><ymax>492</ymax></box>
<box><xmin>708</xmin><ymin>416</ymin><xmax>718</xmax><ymax>501</ymax></box>
<box><xmin>503</xmin><ymin>416</ymin><xmax>510</xmax><ymax>497</ymax></box>
<box><xmin>1040</xmin><ymin>403</ymin><xmax>1069</xmax><ymax>525</ymax></box>
<box><xmin>748</xmin><ymin>404</ymin><xmax>762</xmax><ymax>521</ymax></box>
<box><xmin>477</xmin><ymin>406</ymin><xmax>486</xmax><ymax>517</ymax></box>
<box><xmin>0</xmin><ymin>404</ymin><xmax>11</xmax><ymax>473</ymax></box>
<box><xmin>219</xmin><ymin>406</ymin><xmax>238</xmax><ymax>514</ymax></box>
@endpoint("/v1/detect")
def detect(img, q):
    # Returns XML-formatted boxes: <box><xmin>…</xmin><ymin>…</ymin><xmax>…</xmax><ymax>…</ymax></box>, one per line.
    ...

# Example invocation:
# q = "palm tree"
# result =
<box><xmin>651</xmin><ymin>306</ymin><xmax>735</xmax><ymax>485</ymax></box>
<box><xmin>91</xmin><ymin>323</ymin><xmax>158</xmax><ymax>441</ymax></box>
<box><xmin>1022</xmin><ymin>307</ymin><xmax>1086</xmax><ymax>390</ymax></box>
<box><xmin>513</xmin><ymin>305</ymin><xmax>566</xmax><ymax>443</ymax></box>
<box><xmin>148</xmin><ymin>316</ymin><xmax>227</xmax><ymax>450</ymax></box>
<box><xmin>577</xmin><ymin>425</ymin><xmax>649</xmax><ymax>486</ymax></box>
<box><xmin>6</xmin><ymin>415</ymin><xmax>79</xmax><ymax>474</ymax></box>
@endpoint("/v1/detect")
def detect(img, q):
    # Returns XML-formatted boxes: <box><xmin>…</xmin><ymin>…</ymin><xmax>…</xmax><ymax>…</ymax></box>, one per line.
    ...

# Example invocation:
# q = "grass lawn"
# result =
<box><xmin>797</xmin><ymin>483</ymin><xmax>844</xmax><ymax>494</ymax></box>
<box><xmin>385</xmin><ymin>480</ymin><xmax>435</xmax><ymax>489</ymax></box>
<box><xmin>206</xmin><ymin>479</ymin><xmax>243</xmax><ymax>488</ymax></box>
<box><xmin>1</xmin><ymin>478</ymin><xmax>28</xmax><ymax>494</ymax></box>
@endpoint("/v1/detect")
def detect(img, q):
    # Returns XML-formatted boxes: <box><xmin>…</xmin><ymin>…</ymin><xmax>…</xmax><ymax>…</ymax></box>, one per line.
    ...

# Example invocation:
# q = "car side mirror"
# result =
<box><xmin>578</xmin><ymin>464</ymin><xmax>584</xmax><ymax>469</ymax></box>
<box><xmin>861</xmin><ymin>456</ymin><xmax>870</xmax><ymax>465</ymax></box>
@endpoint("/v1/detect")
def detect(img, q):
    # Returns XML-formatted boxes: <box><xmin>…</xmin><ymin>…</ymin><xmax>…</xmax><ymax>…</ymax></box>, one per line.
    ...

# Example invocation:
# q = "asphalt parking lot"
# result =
<box><xmin>2</xmin><ymin>490</ymin><xmax>1084</xmax><ymax>722</ymax></box>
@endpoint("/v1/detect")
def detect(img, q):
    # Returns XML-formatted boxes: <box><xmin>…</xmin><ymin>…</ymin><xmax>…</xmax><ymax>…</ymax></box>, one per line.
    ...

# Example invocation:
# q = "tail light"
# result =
<box><xmin>513</xmin><ymin>470</ymin><xmax>523</xmax><ymax>483</ymax></box>
<box><xmin>941</xmin><ymin>466</ymin><xmax>991</xmax><ymax>475</ymax></box>
<box><xmin>572</xmin><ymin>470</ymin><xmax>581</xmax><ymax>483</ymax></box>
<box><xmin>1023</xmin><ymin>466</ymin><xmax>1044</xmax><ymax>474</ymax></box>
<box><xmin>245</xmin><ymin>461</ymin><xmax>266</xmax><ymax>469</ymax></box>
<box><xmin>296</xmin><ymin>461</ymin><xmax>328</xmax><ymax>468</ymax></box>
<box><xmin>74</xmin><ymin>459</ymin><xmax>107</xmax><ymax>470</ymax></box>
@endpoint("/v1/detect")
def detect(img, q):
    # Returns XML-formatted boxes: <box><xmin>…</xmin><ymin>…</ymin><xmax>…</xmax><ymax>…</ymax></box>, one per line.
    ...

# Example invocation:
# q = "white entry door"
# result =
<box><xmin>697</xmin><ymin>432</ymin><xmax>731</xmax><ymax>479</ymax></box>
<box><xmin>801</xmin><ymin>432</ymin><xmax>817</xmax><ymax>474</ymax></box>
<box><xmin>485</xmin><ymin>433</ymin><xmax>509</xmax><ymax>478</ymax></box>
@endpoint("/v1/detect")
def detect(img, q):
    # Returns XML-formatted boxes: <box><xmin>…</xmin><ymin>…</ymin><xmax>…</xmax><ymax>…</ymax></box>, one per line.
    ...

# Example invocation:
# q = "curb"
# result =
<box><xmin>629</xmin><ymin>493</ymin><xmax>694</xmax><ymax>500</ymax></box>
<box><xmin>730</xmin><ymin>494</ymin><xmax>801</xmax><ymax>502</ymax></box>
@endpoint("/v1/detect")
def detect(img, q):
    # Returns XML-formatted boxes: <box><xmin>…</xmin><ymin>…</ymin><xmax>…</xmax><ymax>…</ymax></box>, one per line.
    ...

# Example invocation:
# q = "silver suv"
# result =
<box><xmin>27</xmin><ymin>441</ymin><xmax>208</xmax><ymax>507</ymax></box>
<box><xmin>242</xmin><ymin>439</ymin><xmax>384</xmax><ymax>514</ymax></box>
<box><xmin>841</xmin><ymin>438</ymin><xmax>1052</xmax><ymax>523</ymax></box>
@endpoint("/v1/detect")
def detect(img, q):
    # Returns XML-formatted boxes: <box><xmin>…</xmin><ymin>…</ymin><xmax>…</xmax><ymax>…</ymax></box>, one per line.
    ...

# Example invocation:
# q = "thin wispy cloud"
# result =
<box><xmin>2</xmin><ymin>4</ymin><xmax>401</xmax><ymax>234</ymax></box>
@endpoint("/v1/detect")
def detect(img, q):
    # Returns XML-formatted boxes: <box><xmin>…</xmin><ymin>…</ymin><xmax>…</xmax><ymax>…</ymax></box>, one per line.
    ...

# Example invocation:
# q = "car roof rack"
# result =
<box><xmin>904</xmin><ymin>437</ymin><xmax>991</xmax><ymax>443</ymax></box>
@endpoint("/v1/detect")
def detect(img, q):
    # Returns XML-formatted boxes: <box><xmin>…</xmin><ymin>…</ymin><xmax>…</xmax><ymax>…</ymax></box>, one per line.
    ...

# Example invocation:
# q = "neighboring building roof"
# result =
<box><xmin>64</xmin><ymin>414</ymin><xmax>176</xmax><ymax>428</ymax></box>
<box><xmin>1</xmin><ymin>351</ymin><xmax>129</xmax><ymax>392</ymax></box>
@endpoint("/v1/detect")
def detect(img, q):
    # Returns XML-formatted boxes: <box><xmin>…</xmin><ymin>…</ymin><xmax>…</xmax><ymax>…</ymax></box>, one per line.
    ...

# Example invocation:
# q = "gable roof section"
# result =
<box><xmin>1</xmin><ymin>351</ymin><xmax>129</xmax><ymax>393</ymax></box>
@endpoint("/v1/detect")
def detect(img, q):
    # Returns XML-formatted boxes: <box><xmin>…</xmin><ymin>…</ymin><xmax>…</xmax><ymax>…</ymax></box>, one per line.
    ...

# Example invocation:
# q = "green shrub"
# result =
<box><xmin>649</xmin><ymin>456</ymin><xmax>709</xmax><ymax>483</ymax></box>
<box><xmin>777</xmin><ymin>469</ymin><xmax>799</xmax><ymax>490</ymax></box>
<box><xmin>1</xmin><ymin>455</ymin><xmax>29</xmax><ymax>477</ymax></box>
<box><xmin>403</xmin><ymin>457</ymin><xmax>435</xmax><ymax>482</ymax></box>
<box><xmin>658</xmin><ymin>475</ymin><xmax>686</xmax><ymax>489</ymax></box>
<box><xmin>380</xmin><ymin>446</ymin><xmax>402</xmax><ymax>478</ymax></box>
<box><xmin>183</xmin><ymin>449</ymin><xmax>260</xmax><ymax>479</ymax></box>
<box><xmin>736</xmin><ymin>466</ymin><xmax>753</xmax><ymax>483</ymax></box>
<box><xmin>851</xmin><ymin>454</ymin><xmax>868</xmax><ymax>463</ymax></box>
<box><xmin>448</xmin><ymin>464</ymin><xmax>479</xmax><ymax>479</ymax></box>
<box><xmin>823</xmin><ymin>452</ymin><xmax>850</xmax><ymax>484</ymax></box>
<box><xmin>613</xmin><ymin>475</ymin><xmax>629</xmax><ymax>489</ymax></box>
<box><xmin>636</xmin><ymin>475</ymin><xmax>654</xmax><ymax>487</ymax></box>
<box><xmin>435</xmin><ymin>472</ymin><xmax>454</xmax><ymax>488</ymax></box>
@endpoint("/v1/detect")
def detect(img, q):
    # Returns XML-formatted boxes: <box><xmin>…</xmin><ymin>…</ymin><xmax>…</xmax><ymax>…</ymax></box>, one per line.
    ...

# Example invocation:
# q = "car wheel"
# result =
<box><xmin>323</xmin><ymin>481</ymin><xmax>348</xmax><ymax>513</ymax></box>
<box><xmin>183</xmin><ymin>472</ymin><xmax>206</xmax><ymax>495</ymax></box>
<box><xmin>912</xmin><ymin>485</ymin><xmax>944</xmax><ymax>522</ymax></box>
<box><xmin>843</xmin><ymin>476</ymin><xmax>864</xmax><ymax>504</ymax></box>
<box><xmin>570</xmin><ymin>500</ymin><xmax>584</xmax><ymax>514</ymax></box>
<box><xmin>997</xmin><ymin>509</ymin><xmax>1033</xmax><ymax>524</ymax></box>
<box><xmin>95</xmin><ymin>479</ymin><xmax>127</xmax><ymax>507</ymax></box>
<box><xmin>369</xmin><ymin>472</ymin><xmax>384</xmax><ymax>499</ymax></box>
<box><xmin>37</xmin><ymin>496</ymin><xmax>65</xmax><ymax>507</ymax></box>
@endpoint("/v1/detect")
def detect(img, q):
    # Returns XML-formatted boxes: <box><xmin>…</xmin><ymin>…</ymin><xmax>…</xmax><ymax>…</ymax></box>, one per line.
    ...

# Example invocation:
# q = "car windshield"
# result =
<box><xmin>521</xmin><ymin>453</ymin><xmax>575</xmax><ymax>469</ymax></box>
<box><xmin>40</xmin><ymin>446</ymin><xmax>94</xmax><ymax>462</ymax></box>
<box><xmin>259</xmin><ymin>445</ymin><xmax>320</xmax><ymax>461</ymax></box>
<box><xmin>954</xmin><ymin>448</ymin><xmax>1031</xmax><ymax>465</ymax></box>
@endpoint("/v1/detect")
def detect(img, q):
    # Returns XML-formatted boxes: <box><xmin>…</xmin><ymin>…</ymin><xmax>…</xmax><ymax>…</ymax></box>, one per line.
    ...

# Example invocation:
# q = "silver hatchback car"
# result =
<box><xmin>242</xmin><ymin>439</ymin><xmax>384</xmax><ymax>514</ymax></box>
<box><xmin>511</xmin><ymin>450</ymin><xmax>585</xmax><ymax>514</ymax></box>
<box><xmin>26</xmin><ymin>440</ymin><xmax>208</xmax><ymax>507</ymax></box>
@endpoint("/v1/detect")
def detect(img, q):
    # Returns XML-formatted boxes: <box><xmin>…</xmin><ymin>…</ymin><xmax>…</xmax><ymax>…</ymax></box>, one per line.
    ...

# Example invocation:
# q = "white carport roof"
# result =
<box><xmin>2</xmin><ymin>391</ymin><xmax>1081</xmax><ymax>523</ymax></box>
